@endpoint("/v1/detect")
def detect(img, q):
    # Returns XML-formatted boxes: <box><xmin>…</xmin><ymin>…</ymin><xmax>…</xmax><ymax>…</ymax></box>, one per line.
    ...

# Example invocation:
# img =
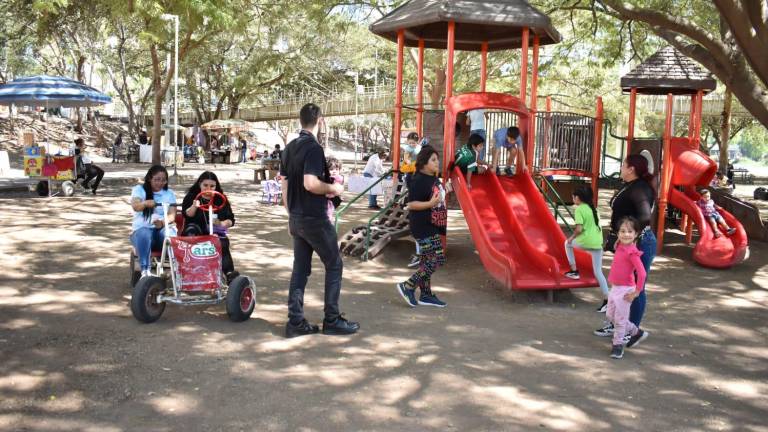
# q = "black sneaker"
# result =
<box><xmin>407</xmin><ymin>254</ymin><xmax>420</xmax><ymax>268</ymax></box>
<box><xmin>626</xmin><ymin>329</ymin><xmax>649</xmax><ymax>348</ymax></box>
<box><xmin>368</xmin><ymin>205</ymin><xmax>382</xmax><ymax>210</ymax></box>
<box><xmin>322</xmin><ymin>315</ymin><xmax>360</xmax><ymax>335</ymax></box>
<box><xmin>226</xmin><ymin>271</ymin><xmax>240</xmax><ymax>284</ymax></box>
<box><xmin>418</xmin><ymin>293</ymin><xmax>446</xmax><ymax>307</ymax></box>
<box><xmin>397</xmin><ymin>282</ymin><xmax>418</xmax><ymax>307</ymax></box>
<box><xmin>564</xmin><ymin>270</ymin><xmax>580</xmax><ymax>280</ymax></box>
<box><xmin>610</xmin><ymin>344</ymin><xmax>624</xmax><ymax>359</ymax></box>
<box><xmin>596</xmin><ymin>299</ymin><xmax>608</xmax><ymax>313</ymax></box>
<box><xmin>285</xmin><ymin>319</ymin><xmax>319</xmax><ymax>338</ymax></box>
<box><xmin>726</xmin><ymin>228</ymin><xmax>736</xmax><ymax>236</ymax></box>
<box><xmin>593</xmin><ymin>322</ymin><xmax>614</xmax><ymax>337</ymax></box>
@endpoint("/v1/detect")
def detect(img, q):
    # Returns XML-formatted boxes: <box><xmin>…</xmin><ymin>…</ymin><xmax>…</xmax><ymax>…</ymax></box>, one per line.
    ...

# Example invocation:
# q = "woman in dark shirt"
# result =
<box><xmin>597</xmin><ymin>154</ymin><xmax>656</xmax><ymax>347</ymax></box>
<box><xmin>181</xmin><ymin>171</ymin><xmax>238</xmax><ymax>281</ymax></box>
<box><xmin>396</xmin><ymin>146</ymin><xmax>447</xmax><ymax>308</ymax></box>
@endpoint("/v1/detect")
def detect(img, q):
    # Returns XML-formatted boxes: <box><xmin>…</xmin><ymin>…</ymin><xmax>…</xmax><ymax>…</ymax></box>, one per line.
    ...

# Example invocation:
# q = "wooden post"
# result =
<box><xmin>416</xmin><ymin>38</ymin><xmax>425</xmax><ymax>136</ymax></box>
<box><xmin>480</xmin><ymin>42</ymin><xmax>488</xmax><ymax>92</ymax></box>
<box><xmin>627</xmin><ymin>88</ymin><xmax>637</xmax><ymax>155</ymax></box>
<box><xmin>656</xmin><ymin>93</ymin><xmax>675</xmax><ymax>254</ymax></box>
<box><xmin>392</xmin><ymin>30</ymin><xmax>405</xmax><ymax>173</ymax></box>
<box><xmin>592</xmin><ymin>97</ymin><xmax>604</xmax><ymax>205</ymax></box>
<box><xmin>520</xmin><ymin>28</ymin><xmax>529</xmax><ymax>103</ymax></box>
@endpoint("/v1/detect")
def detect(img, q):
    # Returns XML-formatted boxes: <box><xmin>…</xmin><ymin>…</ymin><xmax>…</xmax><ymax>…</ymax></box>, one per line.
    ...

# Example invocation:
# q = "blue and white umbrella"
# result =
<box><xmin>0</xmin><ymin>75</ymin><xmax>112</xmax><ymax>108</ymax></box>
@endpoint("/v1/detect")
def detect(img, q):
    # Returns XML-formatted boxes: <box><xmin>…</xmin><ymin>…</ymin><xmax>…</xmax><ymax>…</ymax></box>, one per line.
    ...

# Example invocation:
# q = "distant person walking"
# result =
<box><xmin>112</xmin><ymin>133</ymin><xmax>122</xmax><ymax>163</ymax></box>
<box><xmin>280</xmin><ymin>103</ymin><xmax>360</xmax><ymax>338</ymax></box>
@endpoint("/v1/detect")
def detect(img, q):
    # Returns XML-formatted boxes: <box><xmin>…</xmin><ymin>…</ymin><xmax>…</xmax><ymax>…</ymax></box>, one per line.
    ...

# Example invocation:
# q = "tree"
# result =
<box><xmin>544</xmin><ymin>0</ymin><xmax>768</xmax><ymax>130</ymax></box>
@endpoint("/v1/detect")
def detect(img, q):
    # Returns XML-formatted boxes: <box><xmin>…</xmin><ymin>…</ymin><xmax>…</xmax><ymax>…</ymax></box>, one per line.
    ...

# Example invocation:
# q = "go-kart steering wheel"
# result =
<box><xmin>195</xmin><ymin>190</ymin><xmax>227</xmax><ymax>212</ymax></box>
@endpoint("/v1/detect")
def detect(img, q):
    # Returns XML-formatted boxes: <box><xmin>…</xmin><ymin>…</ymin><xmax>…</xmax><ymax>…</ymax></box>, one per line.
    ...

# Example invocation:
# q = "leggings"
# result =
<box><xmin>564</xmin><ymin>239</ymin><xmax>609</xmax><ymax>297</ymax></box>
<box><xmin>406</xmin><ymin>234</ymin><xmax>446</xmax><ymax>294</ymax></box>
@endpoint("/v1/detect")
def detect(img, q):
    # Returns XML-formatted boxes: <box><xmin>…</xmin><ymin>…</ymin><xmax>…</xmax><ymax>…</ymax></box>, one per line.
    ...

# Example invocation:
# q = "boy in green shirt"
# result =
<box><xmin>454</xmin><ymin>133</ymin><xmax>486</xmax><ymax>189</ymax></box>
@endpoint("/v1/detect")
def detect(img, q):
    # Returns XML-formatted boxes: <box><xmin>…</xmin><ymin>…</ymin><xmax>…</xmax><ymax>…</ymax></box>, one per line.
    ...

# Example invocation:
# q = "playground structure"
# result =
<box><xmin>619</xmin><ymin>46</ymin><xmax>748</xmax><ymax>268</ymax></box>
<box><xmin>370</xmin><ymin>0</ymin><xmax>603</xmax><ymax>290</ymax></box>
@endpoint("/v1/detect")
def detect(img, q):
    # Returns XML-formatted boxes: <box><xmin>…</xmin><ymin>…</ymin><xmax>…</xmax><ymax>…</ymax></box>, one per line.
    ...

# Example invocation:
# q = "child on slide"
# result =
<box><xmin>563</xmin><ymin>185</ymin><xmax>609</xmax><ymax>312</ymax></box>
<box><xmin>696</xmin><ymin>189</ymin><xmax>736</xmax><ymax>238</ymax></box>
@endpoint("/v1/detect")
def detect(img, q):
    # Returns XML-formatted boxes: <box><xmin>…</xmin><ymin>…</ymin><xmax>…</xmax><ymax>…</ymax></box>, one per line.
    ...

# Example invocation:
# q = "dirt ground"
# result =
<box><xmin>0</xmin><ymin>163</ymin><xmax>766</xmax><ymax>432</ymax></box>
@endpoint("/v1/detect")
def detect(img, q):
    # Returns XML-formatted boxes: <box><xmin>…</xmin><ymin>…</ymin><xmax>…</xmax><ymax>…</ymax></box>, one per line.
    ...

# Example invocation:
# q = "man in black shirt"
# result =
<box><xmin>280</xmin><ymin>103</ymin><xmax>360</xmax><ymax>338</ymax></box>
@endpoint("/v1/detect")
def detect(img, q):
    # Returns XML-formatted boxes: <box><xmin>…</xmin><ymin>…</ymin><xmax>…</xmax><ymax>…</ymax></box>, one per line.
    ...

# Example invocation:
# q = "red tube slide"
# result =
<box><xmin>668</xmin><ymin>140</ymin><xmax>748</xmax><ymax>268</ymax></box>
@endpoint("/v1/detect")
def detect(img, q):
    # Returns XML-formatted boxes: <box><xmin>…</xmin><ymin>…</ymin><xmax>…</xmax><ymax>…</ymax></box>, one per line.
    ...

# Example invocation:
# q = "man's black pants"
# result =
<box><xmin>84</xmin><ymin>164</ymin><xmax>104</xmax><ymax>192</ymax></box>
<box><xmin>288</xmin><ymin>215</ymin><xmax>342</xmax><ymax>324</ymax></box>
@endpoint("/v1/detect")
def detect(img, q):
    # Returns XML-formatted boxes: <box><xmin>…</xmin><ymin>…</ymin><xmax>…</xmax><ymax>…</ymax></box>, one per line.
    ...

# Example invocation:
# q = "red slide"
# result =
<box><xmin>451</xmin><ymin>168</ymin><xmax>600</xmax><ymax>290</ymax></box>
<box><xmin>668</xmin><ymin>140</ymin><xmax>748</xmax><ymax>268</ymax></box>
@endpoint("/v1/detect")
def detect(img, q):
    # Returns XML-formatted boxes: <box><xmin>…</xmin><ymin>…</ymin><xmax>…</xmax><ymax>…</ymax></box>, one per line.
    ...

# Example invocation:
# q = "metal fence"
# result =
<box><xmin>533</xmin><ymin>111</ymin><xmax>596</xmax><ymax>175</ymax></box>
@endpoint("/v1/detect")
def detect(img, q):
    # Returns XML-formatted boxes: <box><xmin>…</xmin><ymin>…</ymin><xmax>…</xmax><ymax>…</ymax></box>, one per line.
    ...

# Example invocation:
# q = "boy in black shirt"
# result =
<box><xmin>280</xmin><ymin>103</ymin><xmax>360</xmax><ymax>338</ymax></box>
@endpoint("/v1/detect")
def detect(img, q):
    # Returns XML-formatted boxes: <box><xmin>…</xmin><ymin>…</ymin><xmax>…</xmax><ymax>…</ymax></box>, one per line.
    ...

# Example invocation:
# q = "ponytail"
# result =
<box><xmin>573</xmin><ymin>185</ymin><xmax>599</xmax><ymax>226</ymax></box>
<box><xmin>625</xmin><ymin>154</ymin><xmax>655</xmax><ymax>187</ymax></box>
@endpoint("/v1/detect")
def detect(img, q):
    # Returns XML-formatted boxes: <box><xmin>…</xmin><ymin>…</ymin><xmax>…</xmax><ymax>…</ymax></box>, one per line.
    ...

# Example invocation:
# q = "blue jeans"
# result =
<box><xmin>288</xmin><ymin>215</ymin><xmax>343</xmax><ymax>323</ymax></box>
<box><xmin>363</xmin><ymin>172</ymin><xmax>377</xmax><ymax>207</ymax></box>
<box><xmin>629</xmin><ymin>229</ymin><xmax>656</xmax><ymax>327</ymax></box>
<box><xmin>130</xmin><ymin>227</ymin><xmax>165</xmax><ymax>271</ymax></box>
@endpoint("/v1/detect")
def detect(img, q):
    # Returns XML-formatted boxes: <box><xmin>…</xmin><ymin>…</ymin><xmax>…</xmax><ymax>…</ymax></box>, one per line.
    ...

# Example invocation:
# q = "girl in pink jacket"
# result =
<box><xmin>606</xmin><ymin>216</ymin><xmax>648</xmax><ymax>359</ymax></box>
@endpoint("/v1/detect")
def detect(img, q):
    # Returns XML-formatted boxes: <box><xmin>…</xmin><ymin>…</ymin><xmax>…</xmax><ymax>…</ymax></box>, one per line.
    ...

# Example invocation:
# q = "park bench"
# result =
<box><xmin>732</xmin><ymin>168</ymin><xmax>754</xmax><ymax>184</ymax></box>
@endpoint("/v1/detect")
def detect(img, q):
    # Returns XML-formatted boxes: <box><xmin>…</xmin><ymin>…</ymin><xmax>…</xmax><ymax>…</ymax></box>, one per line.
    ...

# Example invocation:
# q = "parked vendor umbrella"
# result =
<box><xmin>200</xmin><ymin>119</ymin><xmax>248</xmax><ymax>131</ymax></box>
<box><xmin>0</xmin><ymin>75</ymin><xmax>112</xmax><ymax>107</ymax></box>
<box><xmin>0</xmin><ymin>75</ymin><xmax>112</xmax><ymax>134</ymax></box>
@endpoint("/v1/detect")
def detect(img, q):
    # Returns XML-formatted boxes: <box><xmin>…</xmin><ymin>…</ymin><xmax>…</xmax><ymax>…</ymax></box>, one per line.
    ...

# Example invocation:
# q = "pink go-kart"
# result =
<box><xmin>130</xmin><ymin>191</ymin><xmax>256</xmax><ymax>323</ymax></box>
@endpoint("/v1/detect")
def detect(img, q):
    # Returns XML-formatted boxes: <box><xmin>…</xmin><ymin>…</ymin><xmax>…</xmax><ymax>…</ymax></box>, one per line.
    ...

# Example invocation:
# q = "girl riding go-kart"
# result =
<box><xmin>181</xmin><ymin>171</ymin><xmax>239</xmax><ymax>283</ymax></box>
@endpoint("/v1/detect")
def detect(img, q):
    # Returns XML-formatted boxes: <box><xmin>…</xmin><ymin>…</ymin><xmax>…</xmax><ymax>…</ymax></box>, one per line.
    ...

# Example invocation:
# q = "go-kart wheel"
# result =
<box><xmin>61</xmin><ymin>181</ymin><xmax>75</xmax><ymax>197</ymax></box>
<box><xmin>129</xmin><ymin>252</ymin><xmax>141</xmax><ymax>288</ymax></box>
<box><xmin>131</xmin><ymin>276</ymin><xmax>166</xmax><ymax>323</ymax></box>
<box><xmin>226</xmin><ymin>276</ymin><xmax>255</xmax><ymax>322</ymax></box>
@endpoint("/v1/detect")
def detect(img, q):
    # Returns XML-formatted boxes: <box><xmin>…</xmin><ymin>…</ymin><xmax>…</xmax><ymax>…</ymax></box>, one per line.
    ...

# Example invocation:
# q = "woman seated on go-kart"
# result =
<box><xmin>181</xmin><ymin>171</ymin><xmax>238</xmax><ymax>282</ymax></box>
<box><xmin>130</xmin><ymin>165</ymin><xmax>177</xmax><ymax>278</ymax></box>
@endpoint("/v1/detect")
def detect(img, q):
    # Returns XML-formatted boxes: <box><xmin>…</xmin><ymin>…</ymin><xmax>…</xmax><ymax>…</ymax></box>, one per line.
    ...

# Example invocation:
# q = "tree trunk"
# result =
<box><xmin>719</xmin><ymin>90</ymin><xmax>732</xmax><ymax>172</ymax></box>
<box><xmin>75</xmin><ymin>55</ymin><xmax>86</xmax><ymax>132</ymax></box>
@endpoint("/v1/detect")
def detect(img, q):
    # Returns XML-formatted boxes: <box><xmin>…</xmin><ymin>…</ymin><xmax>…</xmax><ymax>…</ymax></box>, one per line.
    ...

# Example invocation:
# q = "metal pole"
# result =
<box><xmin>416</xmin><ymin>39</ymin><xmax>424</xmax><ymax>136</ymax></box>
<box><xmin>393</xmin><ymin>30</ymin><xmax>405</xmax><ymax>172</ymax></box>
<box><xmin>520</xmin><ymin>28</ymin><xmax>529</xmax><ymax>103</ymax></box>
<box><xmin>173</xmin><ymin>15</ymin><xmax>179</xmax><ymax>177</ymax></box>
<box><xmin>480</xmin><ymin>42</ymin><xmax>488</xmax><ymax>92</ymax></box>
<box><xmin>656</xmin><ymin>93</ymin><xmax>674</xmax><ymax>254</ymax></box>
<box><xmin>627</xmin><ymin>87</ymin><xmax>637</xmax><ymax>155</ymax></box>
<box><xmin>355</xmin><ymin>71</ymin><xmax>359</xmax><ymax>170</ymax></box>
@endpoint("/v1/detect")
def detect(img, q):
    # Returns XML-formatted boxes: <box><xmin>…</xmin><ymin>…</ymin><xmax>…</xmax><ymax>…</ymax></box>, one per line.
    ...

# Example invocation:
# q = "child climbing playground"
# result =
<box><xmin>396</xmin><ymin>146</ymin><xmax>447</xmax><ymax>308</ymax></box>
<box><xmin>563</xmin><ymin>185</ymin><xmax>609</xmax><ymax>312</ymax></box>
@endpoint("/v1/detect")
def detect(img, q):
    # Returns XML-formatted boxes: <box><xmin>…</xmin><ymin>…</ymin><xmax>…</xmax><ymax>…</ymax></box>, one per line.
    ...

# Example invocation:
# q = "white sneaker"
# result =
<box><xmin>140</xmin><ymin>270</ymin><xmax>152</xmax><ymax>279</ymax></box>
